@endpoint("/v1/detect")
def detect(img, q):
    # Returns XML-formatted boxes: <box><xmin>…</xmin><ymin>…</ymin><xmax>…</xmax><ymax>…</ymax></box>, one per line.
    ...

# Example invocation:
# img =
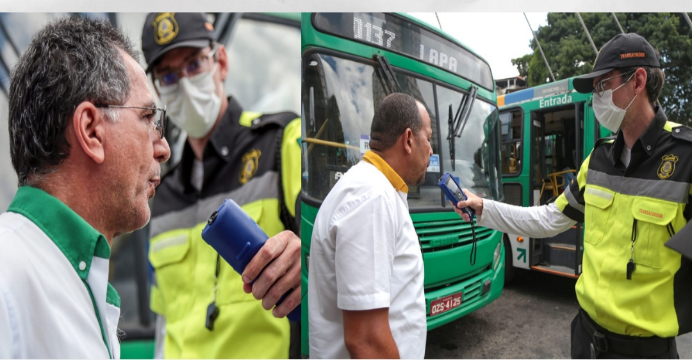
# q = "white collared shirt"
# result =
<box><xmin>309</xmin><ymin>154</ymin><xmax>426</xmax><ymax>359</ymax></box>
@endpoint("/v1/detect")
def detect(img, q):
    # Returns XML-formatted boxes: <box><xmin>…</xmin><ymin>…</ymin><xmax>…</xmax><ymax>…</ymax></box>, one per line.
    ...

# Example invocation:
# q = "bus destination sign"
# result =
<box><xmin>313</xmin><ymin>13</ymin><xmax>494</xmax><ymax>90</ymax></box>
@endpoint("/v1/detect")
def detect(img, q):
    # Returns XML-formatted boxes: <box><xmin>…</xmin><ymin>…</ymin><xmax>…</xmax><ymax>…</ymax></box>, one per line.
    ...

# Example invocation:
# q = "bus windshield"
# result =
<box><xmin>302</xmin><ymin>52</ymin><xmax>502</xmax><ymax>210</ymax></box>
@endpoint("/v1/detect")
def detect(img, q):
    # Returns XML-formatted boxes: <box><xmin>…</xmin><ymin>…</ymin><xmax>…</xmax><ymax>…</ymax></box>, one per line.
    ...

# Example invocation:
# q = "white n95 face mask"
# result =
<box><xmin>592</xmin><ymin>74</ymin><xmax>637</xmax><ymax>133</ymax></box>
<box><xmin>160</xmin><ymin>65</ymin><xmax>222</xmax><ymax>139</ymax></box>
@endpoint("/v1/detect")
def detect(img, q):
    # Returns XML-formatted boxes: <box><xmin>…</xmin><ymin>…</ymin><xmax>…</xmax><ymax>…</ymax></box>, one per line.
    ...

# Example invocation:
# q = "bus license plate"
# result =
<box><xmin>430</xmin><ymin>292</ymin><xmax>462</xmax><ymax>316</ymax></box>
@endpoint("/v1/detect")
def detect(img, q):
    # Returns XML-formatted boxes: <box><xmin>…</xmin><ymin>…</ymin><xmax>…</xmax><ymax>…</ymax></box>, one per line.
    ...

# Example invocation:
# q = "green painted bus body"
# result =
<box><xmin>120</xmin><ymin>341</ymin><xmax>155</xmax><ymax>359</ymax></box>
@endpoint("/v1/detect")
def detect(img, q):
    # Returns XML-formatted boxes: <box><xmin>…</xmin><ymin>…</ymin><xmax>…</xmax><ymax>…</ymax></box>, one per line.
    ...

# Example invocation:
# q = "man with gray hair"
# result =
<box><xmin>309</xmin><ymin>93</ymin><xmax>432</xmax><ymax>358</ymax></box>
<box><xmin>0</xmin><ymin>16</ymin><xmax>171</xmax><ymax>357</ymax></box>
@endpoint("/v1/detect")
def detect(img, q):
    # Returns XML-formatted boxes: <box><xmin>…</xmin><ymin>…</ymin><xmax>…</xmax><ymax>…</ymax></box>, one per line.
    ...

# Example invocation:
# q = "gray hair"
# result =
<box><xmin>9</xmin><ymin>15</ymin><xmax>139</xmax><ymax>186</ymax></box>
<box><xmin>370</xmin><ymin>93</ymin><xmax>423</xmax><ymax>151</ymax></box>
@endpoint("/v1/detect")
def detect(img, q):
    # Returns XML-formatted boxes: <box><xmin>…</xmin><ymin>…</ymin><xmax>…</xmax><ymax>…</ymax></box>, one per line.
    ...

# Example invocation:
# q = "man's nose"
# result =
<box><xmin>155</xmin><ymin>137</ymin><xmax>172</xmax><ymax>163</ymax></box>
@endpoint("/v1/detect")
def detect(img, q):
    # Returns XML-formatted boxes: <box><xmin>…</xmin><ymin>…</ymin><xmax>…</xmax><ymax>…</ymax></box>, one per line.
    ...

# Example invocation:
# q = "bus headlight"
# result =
<box><xmin>493</xmin><ymin>242</ymin><xmax>502</xmax><ymax>270</ymax></box>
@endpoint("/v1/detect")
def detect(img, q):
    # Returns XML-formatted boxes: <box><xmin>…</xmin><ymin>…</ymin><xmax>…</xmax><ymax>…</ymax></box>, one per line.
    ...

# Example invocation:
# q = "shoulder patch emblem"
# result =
<box><xmin>240</xmin><ymin>149</ymin><xmax>262</xmax><ymax>184</ymax></box>
<box><xmin>153</xmin><ymin>13</ymin><xmax>178</xmax><ymax>45</ymax></box>
<box><xmin>657</xmin><ymin>154</ymin><xmax>678</xmax><ymax>180</ymax></box>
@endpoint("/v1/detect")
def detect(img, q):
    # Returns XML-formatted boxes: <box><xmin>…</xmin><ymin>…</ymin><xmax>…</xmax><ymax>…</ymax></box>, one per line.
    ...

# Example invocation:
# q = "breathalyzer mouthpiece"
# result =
<box><xmin>208</xmin><ymin>210</ymin><xmax>219</xmax><ymax>226</ymax></box>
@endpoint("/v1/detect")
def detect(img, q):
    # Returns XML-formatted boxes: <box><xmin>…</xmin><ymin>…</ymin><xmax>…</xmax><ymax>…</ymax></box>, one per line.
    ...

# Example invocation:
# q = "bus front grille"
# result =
<box><xmin>414</xmin><ymin>218</ymin><xmax>494</xmax><ymax>253</ymax></box>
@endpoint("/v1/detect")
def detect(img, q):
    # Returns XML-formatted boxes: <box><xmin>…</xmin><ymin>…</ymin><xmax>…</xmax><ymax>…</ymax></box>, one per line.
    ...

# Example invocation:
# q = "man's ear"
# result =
<box><xmin>216</xmin><ymin>45</ymin><xmax>229</xmax><ymax>82</ymax></box>
<box><xmin>633</xmin><ymin>67</ymin><xmax>648</xmax><ymax>96</ymax></box>
<box><xmin>72</xmin><ymin>101</ymin><xmax>106</xmax><ymax>164</ymax></box>
<box><xmin>402</xmin><ymin>128</ymin><xmax>414</xmax><ymax>154</ymax></box>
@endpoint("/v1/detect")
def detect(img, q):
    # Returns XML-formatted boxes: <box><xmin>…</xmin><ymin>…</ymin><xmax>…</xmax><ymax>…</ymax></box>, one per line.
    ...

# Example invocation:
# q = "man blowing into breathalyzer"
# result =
<box><xmin>454</xmin><ymin>33</ymin><xmax>692</xmax><ymax>359</ymax></box>
<box><xmin>0</xmin><ymin>16</ymin><xmax>171</xmax><ymax>358</ymax></box>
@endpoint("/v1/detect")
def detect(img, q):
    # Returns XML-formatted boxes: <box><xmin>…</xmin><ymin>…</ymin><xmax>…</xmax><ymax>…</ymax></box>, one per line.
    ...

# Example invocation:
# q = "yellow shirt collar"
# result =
<box><xmin>362</xmin><ymin>150</ymin><xmax>409</xmax><ymax>193</ymax></box>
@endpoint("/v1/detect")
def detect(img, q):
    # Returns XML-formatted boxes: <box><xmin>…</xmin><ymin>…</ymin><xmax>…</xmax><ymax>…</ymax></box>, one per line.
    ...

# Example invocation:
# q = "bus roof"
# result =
<box><xmin>498</xmin><ymin>77</ymin><xmax>580</xmax><ymax>107</ymax></box>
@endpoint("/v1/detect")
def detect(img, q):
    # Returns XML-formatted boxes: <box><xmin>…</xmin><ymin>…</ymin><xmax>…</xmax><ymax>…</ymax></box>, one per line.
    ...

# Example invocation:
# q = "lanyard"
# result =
<box><xmin>205</xmin><ymin>254</ymin><xmax>221</xmax><ymax>330</ymax></box>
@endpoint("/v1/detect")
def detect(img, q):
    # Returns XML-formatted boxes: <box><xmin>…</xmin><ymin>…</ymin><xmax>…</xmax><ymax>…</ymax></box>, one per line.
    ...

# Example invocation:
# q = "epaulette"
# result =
<box><xmin>670</xmin><ymin>125</ymin><xmax>692</xmax><ymax>143</ymax></box>
<box><xmin>594</xmin><ymin>135</ymin><xmax>616</xmax><ymax>148</ymax></box>
<box><xmin>249</xmin><ymin>112</ymin><xmax>298</xmax><ymax>131</ymax></box>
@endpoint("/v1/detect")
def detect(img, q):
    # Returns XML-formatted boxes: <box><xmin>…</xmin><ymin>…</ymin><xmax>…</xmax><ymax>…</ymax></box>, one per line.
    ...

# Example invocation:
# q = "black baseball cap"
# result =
<box><xmin>573</xmin><ymin>33</ymin><xmax>660</xmax><ymax>94</ymax></box>
<box><xmin>142</xmin><ymin>12</ymin><xmax>216</xmax><ymax>73</ymax></box>
<box><xmin>666</xmin><ymin>222</ymin><xmax>692</xmax><ymax>261</ymax></box>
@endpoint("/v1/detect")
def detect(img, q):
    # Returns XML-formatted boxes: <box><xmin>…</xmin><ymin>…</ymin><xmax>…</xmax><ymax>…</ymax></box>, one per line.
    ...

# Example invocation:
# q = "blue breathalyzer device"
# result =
<box><xmin>201</xmin><ymin>199</ymin><xmax>300</xmax><ymax>322</ymax></box>
<box><xmin>438</xmin><ymin>173</ymin><xmax>475</xmax><ymax>220</ymax></box>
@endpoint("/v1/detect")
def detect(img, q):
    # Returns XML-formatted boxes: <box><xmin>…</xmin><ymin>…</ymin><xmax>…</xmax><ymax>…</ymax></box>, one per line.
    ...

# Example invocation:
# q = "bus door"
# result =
<box><xmin>528</xmin><ymin>102</ymin><xmax>585</xmax><ymax>278</ymax></box>
<box><xmin>499</xmin><ymin>108</ymin><xmax>530</xmax><ymax>278</ymax></box>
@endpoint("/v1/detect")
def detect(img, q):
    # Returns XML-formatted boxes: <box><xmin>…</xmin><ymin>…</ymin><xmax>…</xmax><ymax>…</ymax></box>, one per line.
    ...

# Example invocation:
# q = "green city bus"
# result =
<box><xmin>301</xmin><ymin>12</ymin><xmax>506</xmax><ymax>356</ymax></box>
<box><xmin>497</xmin><ymin>77</ymin><xmax>609</xmax><ymax>282</ymax></box>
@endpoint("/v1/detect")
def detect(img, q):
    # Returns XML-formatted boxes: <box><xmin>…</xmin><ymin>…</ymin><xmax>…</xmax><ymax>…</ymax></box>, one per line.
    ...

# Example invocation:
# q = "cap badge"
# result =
<box><xmin>153</xmin><ymin>12</ymin><xmax>179</xmax><ymax>45</ymax></box>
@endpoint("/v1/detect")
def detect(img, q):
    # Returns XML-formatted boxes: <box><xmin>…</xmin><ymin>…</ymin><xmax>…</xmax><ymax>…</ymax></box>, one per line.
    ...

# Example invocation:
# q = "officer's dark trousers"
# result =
<box><xmin>571</xmin><ymin>309</ymin><xmax>679</xmax><ymax>358</ymax></box>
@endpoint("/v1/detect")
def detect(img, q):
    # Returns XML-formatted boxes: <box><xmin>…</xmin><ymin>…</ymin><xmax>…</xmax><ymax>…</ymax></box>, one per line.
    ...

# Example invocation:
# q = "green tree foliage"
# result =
<box><xmin>511</xmin><ymin>54</ymin><xmax>531</xmax><ymax>78</ymax></box>
<box><xmin>512</xmin><ymin>13</ymin><xmax>692</xmax><ymax>125</ymax></box>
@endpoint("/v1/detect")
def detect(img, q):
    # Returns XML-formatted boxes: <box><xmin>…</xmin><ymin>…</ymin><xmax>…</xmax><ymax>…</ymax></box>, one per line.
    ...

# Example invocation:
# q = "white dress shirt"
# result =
<box><xmin>309</xmin><ymin>151</ymin><xmax>426</xmax><ymax>359</ymax></box>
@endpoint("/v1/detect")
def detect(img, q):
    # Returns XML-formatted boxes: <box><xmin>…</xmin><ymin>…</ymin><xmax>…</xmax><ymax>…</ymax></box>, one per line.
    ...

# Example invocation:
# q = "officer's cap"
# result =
<box><xmin>141</xmin><ymin>12</ymin><xmax>215</xmax><ymax>73</ymax></box>
<box><xmin>573</xmin><ymin>33</ymin><xmax>660</xmax><ymax>94</ymax></box>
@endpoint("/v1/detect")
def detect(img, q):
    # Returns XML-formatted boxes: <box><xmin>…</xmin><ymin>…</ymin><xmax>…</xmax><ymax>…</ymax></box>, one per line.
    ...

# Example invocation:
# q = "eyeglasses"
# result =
<box><xmin>96</xmin><ymin>104</ymin><xmax>167</xmax><ymax>139</ymax></box>
<box><xmin>594</xmin><ymin>71</ymin><xmax>635</xmax><ymax>97</ymax></box>
<box><xmin>153</xmin><ymin>47</ymin><xmax>218</xmax><ymax>91</ymax></box>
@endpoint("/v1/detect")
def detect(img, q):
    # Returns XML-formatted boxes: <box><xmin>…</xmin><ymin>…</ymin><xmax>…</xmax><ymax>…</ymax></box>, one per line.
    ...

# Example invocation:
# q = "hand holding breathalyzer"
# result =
<box><xmin>201</xmin><ymin>199</ymin><xmax>301</xmax><ymax>321</ymax></box>
<box><xmin>242</xmin><ymin>230</ymin><xmax>301</xmax><ymax>319</ymax></box>
<box><xmin>438</xmin><ymin>173</ymin><xmax>483</xmax><ymax>265</ymax></box>
<box><xmin>438</xmin><ymin>173</ymin><xmax>483</xmax><ymax>222</ymax></box>
<box><xmin>453</xmin><ymin>188</ymin><xmax>484</xmax><ymax>222</ymax></box>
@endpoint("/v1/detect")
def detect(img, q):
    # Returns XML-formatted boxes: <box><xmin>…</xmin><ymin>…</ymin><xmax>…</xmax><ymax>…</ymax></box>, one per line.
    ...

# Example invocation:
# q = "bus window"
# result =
<box><xmin>499</xmin><ymin>109</ymin><xmax>522</xmax><ymax>176</ymax></box>
<box><xmin>503</xmin><ymin>183</ymin><xmax>522</xmax><ymax>207</ymax></box>
<box><xmin>437</xmin><ymin>85</ymin><xmax>502</xmax><ymax>202</ymax></box>
<box><xmin>392</xmin><ymin>72</ymin><xmax>439</xmax><ymax>208</ymax></box>
<box><xmin>302</xmin><ymin>53</ymin><xmax>440</xmax><ymax>208</ymax></box>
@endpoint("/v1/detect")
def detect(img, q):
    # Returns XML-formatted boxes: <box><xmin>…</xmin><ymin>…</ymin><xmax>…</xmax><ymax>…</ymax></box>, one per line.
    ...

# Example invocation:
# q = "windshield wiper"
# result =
<box><xmin>448</xmin><ymin>104</ymin><xmax>456</xmax><ymax>171</ymax></box>
<box><xmin>373</xmin><ymin>54</ymin><xmax>401</xmax><ymax>94</ymax></box>
<box><xmin>447</xmin><ymin>86</ymin><xmax>478</xmax><ymax>170</ymax></box>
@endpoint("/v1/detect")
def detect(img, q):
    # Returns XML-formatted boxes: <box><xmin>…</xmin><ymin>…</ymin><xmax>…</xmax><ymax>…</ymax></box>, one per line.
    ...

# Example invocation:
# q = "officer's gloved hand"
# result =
<box><xmin>241</xmin><ymin>230</ymin><xmax>301</xmax><ymax>318</ymax></box>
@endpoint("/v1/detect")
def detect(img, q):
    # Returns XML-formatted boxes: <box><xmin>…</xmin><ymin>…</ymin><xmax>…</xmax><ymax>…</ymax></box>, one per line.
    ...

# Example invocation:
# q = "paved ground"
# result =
<box><xmin>425</xmin><ymin>269</ymin><xmax>692</xmax><ymax>358</ymax></box>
